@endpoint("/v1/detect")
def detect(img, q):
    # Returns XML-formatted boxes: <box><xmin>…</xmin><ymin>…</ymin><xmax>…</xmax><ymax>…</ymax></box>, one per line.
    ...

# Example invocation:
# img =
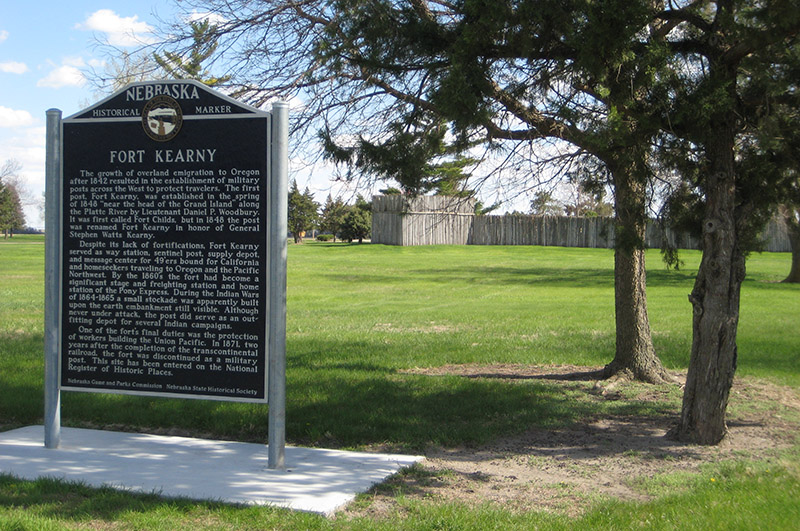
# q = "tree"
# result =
<box><xmin>529</xmin><ymin>191</ymin><xmax>563</xmax><ymax>217</ymax></box>
<box><xmin>318</xmin><ymin>0</ymin><xmax>675</xmax><ymax>383</ymax></box>
<box><xmin>780</xmin><ymin>206</ymin><xmax>800</xmax><ymax>283</ymax></box>
<box><xmin>163</xmin><ymin>0</ymin><xmax>674</xmax><ymax>384</ymax></box>
<box><xmin>0</xmin><ymin>184</ymin><xmax>24</xmax><ymax>238</ymax></box>
<box><xmin>322</xmin><ymin>125</ymin><xmax>478</xmax><ymax>198</ymax></box>
<box><xmin>160</xmin><ymin>2</ymin><xmax>800</xmax><ymax>440</ymax></box>
<box><xmin>287</xmin><ymin>180</ymin><xmax>319</xmax><ymax>243</ymax></box>
<box><xmin>0</xmin><ymin>160</ymin><xmax>28</xmax><ymax>238</ymax></box>
<box><xmin>313</xmin><ymin>0</ymin><xmax>800</xmax><ymax>440</ymax></box>
<box><xmin>562</xmin><ymin>179</ymin><xmax>614</xmax><ymax>218</ymax></box>
<box><xmin>88</xmin><ymin>50</ymin><xmax>161</xmax><ymax>96</ymax></box>
<box><xmin>90</xmin><ymin>18</ymin><xmax>229</xmax><ymax>94</ymax></box>
<box><xmin>340</xmin><ymin>196</ymin><xmax>372</xmax><ymax>243</ymax></box>
<box><xmin>751</xmin><ymin>55</ymin><xmax>800</xmax><ymax>284</ymax></box>
<box><xmin>655</xmin><ymin>0</ymin><xmax>800</xmax><ymax>444</ymax></box>
<box><xmin>153</xmin><ymin>20</ymin><xmax>231</xmax><ymax>86</ymax></box>
<box><xmin>429</xmin><ymin>156</ymin><xmax>479</xmax><ymax>198</ymax></box>
<box><xmin>319</xmin><ymin>194</ymin><xmax>349</xmax><ymax>241</ymax></box>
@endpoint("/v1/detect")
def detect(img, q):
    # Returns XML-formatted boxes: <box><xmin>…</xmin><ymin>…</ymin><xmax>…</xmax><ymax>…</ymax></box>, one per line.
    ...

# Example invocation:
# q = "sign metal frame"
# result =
<box><xmin>45</xmin><ymin>81</ymin><xmax>288</xmax><ymax>467</ymax></box>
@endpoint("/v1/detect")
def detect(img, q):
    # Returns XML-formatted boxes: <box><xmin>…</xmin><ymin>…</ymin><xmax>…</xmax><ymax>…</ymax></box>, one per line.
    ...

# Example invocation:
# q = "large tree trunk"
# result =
<box><xmin>603</xmin><ymin>160</ymin><xmax>672</xmax><ymax>384</ymax></box>
<box><xmin>670</xmin><ymin>117</ymin><xmax>743</xmax><ymax>445</ymax></box>
<box><xmin>606</xmin><ymin>244</ymin><xmax>672</xmax><ymax>383</ymax></box>
<box><xmin>780</xmin><ymin>206</ymin><xmax>800</xmax><ymax>283</ymax></box>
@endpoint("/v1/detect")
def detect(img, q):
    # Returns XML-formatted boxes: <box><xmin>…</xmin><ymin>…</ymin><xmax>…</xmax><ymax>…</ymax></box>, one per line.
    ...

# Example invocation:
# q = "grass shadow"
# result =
<box><xmin>460</xmin><ymin>368</ymin><xmax>606</xmax><ymax>382</ymax></box>
<box><xmin>0</xmin><ymin>330</ymin><xmax>678</xmax><ymax>454</ymax></box>
<box><xmin>0</xmin><ymin>333</ymin><xmax>46</xmax><ymax>426</ymax></box>
<box><xmin>285</xmin><ymin>366</ymin><xmax>678</xmax><ymax>452</ymax></box>
<box><xmin>0</xmin><ymin>474</ymin><xmax>318</xmax><ymax>528</ymax></box>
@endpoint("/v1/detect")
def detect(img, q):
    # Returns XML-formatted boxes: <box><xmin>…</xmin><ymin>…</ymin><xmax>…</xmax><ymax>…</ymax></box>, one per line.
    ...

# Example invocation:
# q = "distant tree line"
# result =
<box><xmin>288</xmin><ymin>179</ymin><xmax>372</xmax><ymax>243</ymax></box>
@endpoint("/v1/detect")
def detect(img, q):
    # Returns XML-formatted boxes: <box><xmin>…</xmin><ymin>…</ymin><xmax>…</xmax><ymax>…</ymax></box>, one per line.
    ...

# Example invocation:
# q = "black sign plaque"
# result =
<box><xmin>60</xmin><ymin>81</ymin><xmax>270</xmax><ymax>402</ymax></box>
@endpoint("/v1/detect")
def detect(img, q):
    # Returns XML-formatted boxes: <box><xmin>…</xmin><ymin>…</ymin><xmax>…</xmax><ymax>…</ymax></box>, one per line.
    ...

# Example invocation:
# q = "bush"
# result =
<box><xmin>316</xmin><ymin>234</ymin><xmax>333</xmax><ymax>241</ymax></box>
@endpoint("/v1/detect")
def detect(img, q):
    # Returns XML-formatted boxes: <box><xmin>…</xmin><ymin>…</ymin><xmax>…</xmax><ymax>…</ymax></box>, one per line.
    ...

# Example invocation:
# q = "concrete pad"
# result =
<box><xmin>0</xmin><ymin>426</ymin><xmax>423</xmax><ymax>515</ymax></box>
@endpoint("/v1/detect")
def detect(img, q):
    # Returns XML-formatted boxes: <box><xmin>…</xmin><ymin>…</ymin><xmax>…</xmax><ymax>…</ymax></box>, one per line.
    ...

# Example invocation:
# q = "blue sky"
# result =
<box><xmin>0</xmin><ymin>1</ymin><xmax>378</xmax><ymax>229</ymax></box>
<box><xmin>1</xmin><ymin>1</ymin><xmax>176</xmax><ymax>227</ymax></box>
<box><xmin>0</xmin><ymin>0</ymin><xmax>373</xmax><ymax>229</ymax></box>
<box><xmin>1</xmin><ymin>2</ymin><xmax>526</xmax><ymax>228</ymax></box>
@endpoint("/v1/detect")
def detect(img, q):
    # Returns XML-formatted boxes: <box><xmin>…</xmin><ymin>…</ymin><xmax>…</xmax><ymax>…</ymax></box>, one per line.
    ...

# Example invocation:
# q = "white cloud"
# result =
<box><xmin>0</xmin><ymin>30</ymin><xmax>8</xmax><ymax>43</ymax></box>
<box><xmin>62</xmin><ymin>56</ymin><xmax>87</xmax><ymax>68</ymax></box>
<box><xmin>187</xmin><ymin>11</ymin><xmax>228</xmax><ymax>26</ymax></box>
<box><xmin>0</xmin><ymin>106</ymin><xmax>35</xmax><ymax>128</ymax></box>
<box><xmin>37</xmin><ymin>65</ymin><xmax>86</xmax><ymax>88</ymax></box>
<box><xmin>77</xmin><ymin>9</ymin><xmax>155</xmax><ymax>47</ymax></box>
<box><xmin>0</xmin><ymin>61</ymin><xmax>28</xmax><ymax>74</ymax></box>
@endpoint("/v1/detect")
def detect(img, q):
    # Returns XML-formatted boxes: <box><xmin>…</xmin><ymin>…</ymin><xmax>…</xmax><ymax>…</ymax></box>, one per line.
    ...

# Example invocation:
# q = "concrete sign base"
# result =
<box><xmin>0</xmin><ymin>426</ymin><xmax>423</xmax><ymax>515</ymax></box>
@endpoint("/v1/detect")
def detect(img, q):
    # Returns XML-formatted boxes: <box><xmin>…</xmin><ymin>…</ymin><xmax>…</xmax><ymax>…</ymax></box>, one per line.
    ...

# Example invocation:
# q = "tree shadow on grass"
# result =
<box><xmin>12</xmin><ymin>363</ymin><xmax>675</xmax><ymax>456</ymax></box>
<box><xmin>1</xmin><ymin>330</ymin><xmax>679</xmax><ymax>458</ymax></box>
<box><xmin>460</xmin><ymin>368</ymin><xmax>607</xmax><ymax>382</ymax></box>
<box><xmin>285</xmin><ymin>368</ymin><xmax>677</xmax><ymax>452</ymax></box>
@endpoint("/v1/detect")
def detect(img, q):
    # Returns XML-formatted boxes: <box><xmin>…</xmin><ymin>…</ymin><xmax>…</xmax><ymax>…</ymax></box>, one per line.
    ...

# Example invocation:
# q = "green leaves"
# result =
<box><xmin>153</xmin><ymin>19</ymin><xmax>230</xmax><ymax>86</ymax></box>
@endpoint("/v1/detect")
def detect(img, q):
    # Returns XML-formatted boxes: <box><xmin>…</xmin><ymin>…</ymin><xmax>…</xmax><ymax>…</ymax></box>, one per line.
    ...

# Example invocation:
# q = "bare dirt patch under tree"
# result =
<box><xmin>344</xmin><ymin>365</ymin><xmax>800</xmax><ymax>518</ymax></box>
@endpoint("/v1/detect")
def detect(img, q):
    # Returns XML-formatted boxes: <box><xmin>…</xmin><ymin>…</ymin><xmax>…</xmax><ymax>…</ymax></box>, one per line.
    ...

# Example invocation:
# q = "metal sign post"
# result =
<box><xmin>44</xmin><ymin>109</ymin><xmax>62</xmax><ymax>449</ymax></box>
<box><xmin>268</xmin><ymin>102</ymin><xmax>288</xmax><ymax>470</ymax></box>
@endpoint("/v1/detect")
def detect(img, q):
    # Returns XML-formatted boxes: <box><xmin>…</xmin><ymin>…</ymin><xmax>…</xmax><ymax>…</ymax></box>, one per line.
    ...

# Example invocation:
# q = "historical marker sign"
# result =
<box><xmin>60</xmin><ymin>80</ymin><xmax>271</xmax><ymax>402</ymax></box>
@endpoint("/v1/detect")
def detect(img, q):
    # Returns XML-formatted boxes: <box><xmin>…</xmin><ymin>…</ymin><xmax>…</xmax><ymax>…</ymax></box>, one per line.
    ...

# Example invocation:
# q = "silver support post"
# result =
<box><xmin>268</xmin><ymin>102</ymin><xmax>288</xmax><ymax>469</ymax></box>
<box><xmin>44</xmin><ymin>109</ymin><xmax>62</xmax><ymax>449</ymax></box>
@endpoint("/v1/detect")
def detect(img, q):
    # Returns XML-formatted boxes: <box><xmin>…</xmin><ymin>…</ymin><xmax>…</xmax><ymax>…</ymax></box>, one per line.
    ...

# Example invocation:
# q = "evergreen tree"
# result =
<box><xmin>166</xmin><ymin>0</ymin><xmax>675</xmax><ymax>384</ymax></box>
<box><xmin>162</xmin><ymin>0</ymin><xmax>800</xmax><ymax>443</ymax></box>
<box><xmin>91</xmin><ymin>18</ymin><xmax>230</xmax><ymax>93</ymax></box>
<box><xmin>319</xmin><ymin>194</ymin><xmax>349</xmax><ymax>241</ymax></box>
<box><xmin>287</xmin><ymin>180</ymin><xmax>319</xmax><ymax>243</ymax></box>
<box><xmin>154</xmin><ymin>19</ymin><xmax>231</xmax><ymax>86</ymax></box>
<box><xmin>654</xmin><ymin>1</ymin><xmax>800</xmax><ymax>443</ymax></box>
<box><xmin>0</xmin><ymin>182</ymin><xmax>25</xmax><ymax>238</ymax></box>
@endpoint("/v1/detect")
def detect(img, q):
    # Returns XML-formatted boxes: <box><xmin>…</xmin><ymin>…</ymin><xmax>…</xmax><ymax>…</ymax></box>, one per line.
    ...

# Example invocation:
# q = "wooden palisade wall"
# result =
<box><xmin>371</xmin><ymin>195</ymin><xmax>790</xmax><ymax>251</ymax></box>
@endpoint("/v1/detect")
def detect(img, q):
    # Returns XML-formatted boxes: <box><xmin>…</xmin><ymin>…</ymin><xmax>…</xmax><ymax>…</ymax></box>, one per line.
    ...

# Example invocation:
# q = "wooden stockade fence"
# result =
<box><xmin>472</xmin><ymin>215</ymin><xmax>614</xmax><ymax>247</ymax></box>
<box><xmin>372</xmin><ymin>195</ymin><xmax>476</xmax><ymax>246</ymax></box>
<box><xmin>371</xmin><ymin>195</ymin><xmax>791</xmax><ymax>251</ymax></box>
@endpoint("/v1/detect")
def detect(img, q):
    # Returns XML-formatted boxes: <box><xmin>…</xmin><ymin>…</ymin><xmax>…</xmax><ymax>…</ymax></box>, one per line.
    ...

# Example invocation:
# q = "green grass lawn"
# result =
<box><xmin>1</xmin><ymin>235</ymin><xmax>798</xmax><ymax>529</ymax></box>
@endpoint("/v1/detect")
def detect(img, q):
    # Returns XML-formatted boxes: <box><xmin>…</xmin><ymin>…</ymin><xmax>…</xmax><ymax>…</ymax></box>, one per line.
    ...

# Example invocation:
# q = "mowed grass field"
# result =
<box><xmin>1</xmin><ymin>234</ymin><xmax>798</xmax><ymax>529</ymax></box>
